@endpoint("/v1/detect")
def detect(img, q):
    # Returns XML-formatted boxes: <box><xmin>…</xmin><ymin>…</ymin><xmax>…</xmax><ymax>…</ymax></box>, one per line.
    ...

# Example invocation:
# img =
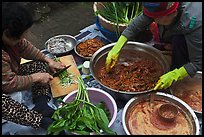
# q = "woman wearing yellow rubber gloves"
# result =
<box><xmin>106</xmin><ymin>2</ymin><xmax>202</xmax><ymax>90</ymax></box>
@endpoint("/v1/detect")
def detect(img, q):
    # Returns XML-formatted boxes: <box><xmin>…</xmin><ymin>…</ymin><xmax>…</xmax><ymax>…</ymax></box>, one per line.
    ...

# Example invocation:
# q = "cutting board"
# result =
<box><xmin>50</xmin><ymin>55</ymin><xmax>81</xmax><ymax>98</ymax></box>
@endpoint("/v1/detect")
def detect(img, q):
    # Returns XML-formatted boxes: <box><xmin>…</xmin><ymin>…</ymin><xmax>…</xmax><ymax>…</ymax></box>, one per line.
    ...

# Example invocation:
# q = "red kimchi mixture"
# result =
<box><xmin>76</xmin><ymin>38</ymin><xmax>104</xmax><ymax>57</ymax></box>
<box><xmin>171</xmin><ymin>77</ymin><xmax>202</xmax><ymax>112</ymax></box>
<box><xmin>98</xmin><ymin>59</ymin><xmax>162</xmax><ymax>92</ymax></box>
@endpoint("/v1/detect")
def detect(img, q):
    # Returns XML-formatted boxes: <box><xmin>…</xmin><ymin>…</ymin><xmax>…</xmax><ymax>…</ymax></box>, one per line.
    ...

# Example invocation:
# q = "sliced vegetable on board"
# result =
<box><xmin>53</xmin><ymin>57</ymin><xmax>77</xmax><ymax>88</ymax></box>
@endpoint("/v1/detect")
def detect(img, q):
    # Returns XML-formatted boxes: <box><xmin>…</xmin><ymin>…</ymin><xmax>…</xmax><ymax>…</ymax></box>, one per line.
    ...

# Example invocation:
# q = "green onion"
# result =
<box><xmin>54</xmin><ymin>57</ymin><xmax>77</xmax><ymax>87</ymax></box>
<box><xmin>95</xmin><ymin>2</ymin><xmax>143</xmax><ymax>38</ymax></box>
<box><xmin>96</xmin><ymin>2</ymin><xmax>143</xmax><ymax>25</ymax></box>
<box><xmin>47</xmin><ymin>76</ymin><xmax>116</xmax><ymax>135</ymax></box>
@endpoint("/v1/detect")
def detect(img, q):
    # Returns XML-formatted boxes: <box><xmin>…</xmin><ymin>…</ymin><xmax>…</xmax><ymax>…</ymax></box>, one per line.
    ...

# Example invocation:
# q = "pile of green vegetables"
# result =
<box><xmin>47</xmin><ymin>76</ymin><xmax>116</xmax><ymax>135</ymax></box>
<box><xmin>95</xmin><ymin>2</ymin><xmax>143</xmax><ymax>25</ymax></box>
<box><xmin>95</xmin><ymin>2</ymin><xmax>143</xmax><ymax>38</ymax></box>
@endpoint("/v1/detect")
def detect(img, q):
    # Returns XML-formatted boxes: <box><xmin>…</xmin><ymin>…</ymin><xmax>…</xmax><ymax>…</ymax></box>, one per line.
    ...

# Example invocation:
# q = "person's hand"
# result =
<box><xmin>44</xmin><ymin>56</ymin><xmax>66</xmax><ymax>73</ymax></box>
<box><xmin>31</xmin><ymin>72</ymin><xmax>53</xmax><ymax>85</ymax></box>
<box><xmin>105</xmin><ymin>35</ymin><xmax>128</xmax><ymax>72</ymax></box>
<box><xmin>106</xmin><ymin>50</ymin><xmax>119</xmax><ymax>72</ymax></box>
<box><xmin>48</xmin><ymin>60</ymin><xmax>65</xmax><ymax>73</ymax></box>
<box><xmin>154</xmin><ymin>66</ymin><xmax>188</xmax><ymax>90</ymax></box>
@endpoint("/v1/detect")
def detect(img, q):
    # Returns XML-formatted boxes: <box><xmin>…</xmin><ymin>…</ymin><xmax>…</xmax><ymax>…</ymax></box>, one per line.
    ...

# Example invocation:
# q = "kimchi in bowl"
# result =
<box><xmin>170</xmin><ymin>71</ymin><xmax>202</xmax><ymax>116</ymax></box>
<box><xmin>74</xmin><ymin>38</ymin><xmax>105</xmax><ymax>60</ymax></box>
<box><xmin>90</xmin><ymin>41</ymin><xmax>169</xmax><ymax>104</ymax></box>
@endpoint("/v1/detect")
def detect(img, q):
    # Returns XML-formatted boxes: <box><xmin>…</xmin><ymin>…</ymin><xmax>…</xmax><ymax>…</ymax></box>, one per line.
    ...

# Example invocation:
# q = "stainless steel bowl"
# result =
<box><xmin>74</xmin><ymin>38</ymin><xmax>106</xmax><ymax>60</ymax></box>
<box><xmin>45</xmin><ymin>35</ymin><xmax>77</xmax><ymax>56</ymax></box>
<box><xmin>90</xmin><ymin>41</ymin><xmax>169</xmax><ymax>104</ymax></box>
<box><xmin>74</xmin><ymin>42</ymin><xmax>91</xmax><ymax>60</ymax></box>
<box><xmin>122</xmin><ymin>92</ymin><xmax>200</xmax><ymax>135</ymax></box>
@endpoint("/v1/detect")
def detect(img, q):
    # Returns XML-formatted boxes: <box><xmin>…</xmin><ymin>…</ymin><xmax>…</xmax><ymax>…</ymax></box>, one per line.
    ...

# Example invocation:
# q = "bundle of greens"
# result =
<box><xmin>95</xmin><ymin>2</ymin><xmax>143</xmax><ymax>38</ymax></box>
<box><xmin>95</xmin><ymin>2</ymin><xmax>143</xmax><ymax>25</ymax></box>
<box><xmin>47</xmin><ymin>76</ymin><xmax>116</xmax><ymax>135</ymax></box>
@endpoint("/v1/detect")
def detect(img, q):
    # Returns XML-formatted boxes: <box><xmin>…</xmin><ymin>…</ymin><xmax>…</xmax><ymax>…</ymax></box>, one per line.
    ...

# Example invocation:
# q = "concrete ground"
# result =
<box><xmin>23</xmin><ymin>2</ymin><xmax>96</xmax><ymax>50</ymax></box>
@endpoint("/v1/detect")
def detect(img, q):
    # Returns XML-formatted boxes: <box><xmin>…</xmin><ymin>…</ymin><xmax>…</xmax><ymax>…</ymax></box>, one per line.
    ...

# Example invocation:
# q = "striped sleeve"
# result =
<box><xmin>2</xmin><ymin>57</ymin><xmax>33</xmax><ymax>93</ymax></box>
<box><xmin>18</xmin><ymin>39</ymin><xmax>46</xmax><ymax>61</ymax></box>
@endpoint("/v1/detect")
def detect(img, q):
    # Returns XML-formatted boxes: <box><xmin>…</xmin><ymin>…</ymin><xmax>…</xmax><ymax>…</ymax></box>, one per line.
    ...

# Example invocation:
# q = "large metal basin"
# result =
<box><xmin>122</xmin><ymin>92</ymin><xmax>200</xmax><ymax>135</ymax></box>
<box><xmin>170</xmin><ymin>71</ymin><xmax>202</xmax><ymax>117</ymax></box>
<box><xmin>90</xmin><ymin>41</ymin><xmax>169</xmax><ymax>106</ymax></box>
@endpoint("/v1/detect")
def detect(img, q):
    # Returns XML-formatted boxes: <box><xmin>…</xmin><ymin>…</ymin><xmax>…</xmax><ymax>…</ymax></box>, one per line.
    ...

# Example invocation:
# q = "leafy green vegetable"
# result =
<box><xmin>95</xmin><ymin>102</ymin><xmax>110</xmax><ymax>120</ymax></box>
<box><xmin>95</xmin><ymin>2</ymin><xmax>143</xmax><ymax>38</ymax></box>
<box><xmin>47</xmin><ymin>76</ymin><xmax>117</xmax><ymax>135</ymax></box>
<box><xmin>96</xmin><ymin>2</ymin><xmax>143</xmax><ymax>25</ymax></box>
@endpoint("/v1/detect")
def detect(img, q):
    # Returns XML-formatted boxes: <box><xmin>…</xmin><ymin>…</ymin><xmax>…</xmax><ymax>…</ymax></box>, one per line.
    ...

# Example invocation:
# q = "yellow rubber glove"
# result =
<box><xmin>105</xmin><ymin>35</ymin><xmax>128</xmax><ymax>71</ymax></box>
<box><xmin>154</xmin><ymin>66</ymin><xmax>188</xmax><ymax>90</ymax></box>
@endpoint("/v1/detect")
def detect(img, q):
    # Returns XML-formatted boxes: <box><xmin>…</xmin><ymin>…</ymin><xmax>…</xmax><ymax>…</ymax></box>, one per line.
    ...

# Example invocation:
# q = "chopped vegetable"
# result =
<box><xmin>47</xmin><ymin>76</ymin><xmax>116</xmax><ymax>135</ymax></box>
<box><xmin>53</xmin><ymin>57</ymin><xmax>77</xmax><ymax>87</ymax></box>
<box><xmin>98</xmin><ymin>59</ymin><xmax>162</xmax><ymax>92</ymax></box>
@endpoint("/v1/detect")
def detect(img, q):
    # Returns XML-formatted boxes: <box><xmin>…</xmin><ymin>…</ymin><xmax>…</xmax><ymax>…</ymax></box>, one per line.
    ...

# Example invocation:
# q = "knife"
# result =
<box><xmin>52</xmin><ymin>65</ymin><xmax>71</xmax><ymax>77</ymax></box>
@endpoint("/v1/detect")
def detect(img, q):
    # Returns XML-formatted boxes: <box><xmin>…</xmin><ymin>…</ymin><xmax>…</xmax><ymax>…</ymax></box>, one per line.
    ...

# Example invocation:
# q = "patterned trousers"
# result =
<box><xmin>2</xmin><ymin>61</ymin><xmax>51</xmax><ymax>129</ymax></box>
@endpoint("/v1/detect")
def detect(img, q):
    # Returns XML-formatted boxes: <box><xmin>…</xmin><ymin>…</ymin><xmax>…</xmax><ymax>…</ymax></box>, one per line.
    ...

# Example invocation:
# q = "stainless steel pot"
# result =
<box><xmin>122</xmin><ymin>92</ymin><xmax>200</xmax><ymax>135</ymax></box>
<box><xmin>90</xmin><ymin>41</ymin><xmax>169</xmax><ymax>106</ymax></box>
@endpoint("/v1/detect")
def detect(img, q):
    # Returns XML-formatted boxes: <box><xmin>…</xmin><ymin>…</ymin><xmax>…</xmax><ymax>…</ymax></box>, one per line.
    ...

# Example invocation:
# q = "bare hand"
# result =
<box><xmin>48</xmin><ymin>59</ymin><xmax>66</xmax><ymax>73</ymax></box>
<box><xmin>44</xmin><ymin>56</ymin><xmax>66</xmax><ymax>73</ymax></box>
<box><xmin>31</xmin><ymin>73</ymin><xmax>53</xmax><ymax>85</ymax></box>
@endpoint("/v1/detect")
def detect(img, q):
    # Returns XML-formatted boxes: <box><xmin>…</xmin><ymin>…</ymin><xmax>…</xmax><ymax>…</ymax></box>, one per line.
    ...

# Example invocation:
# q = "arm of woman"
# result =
<box><xmin>122</xmin><ymin>13</ymin><xmax>154</xmax><ymax>40</ymax></box>
<box><xmin>154</xmin><ymin>26</ymin><xmax>202</xmax><ymax>90</ymax></box>
<box><xmin>2</xmin><ymin>57</ymin><xmax>53</xmax><ymax>93</ymax></box>
<box><xmin>2</xmin><ymin>58</ymin><xmax>33</xmax><ymax>93</ymax></box>
<box><xmin>17</xmin><ymin>39</ymin><xmax>46</xmax><ymax>61</ymax></box>
<box><xmin>44</xmin><ymin>56</ymin><xmax>66</xmax><ymax>73</ymax></box>
<box><xmin>17</xmin><ymin>39</ymin><xmax>66</xmax><ymax>72</ymax></box>
<box><xmin>183</xmin><ymin>27</ymin><xmax>202</xmax><ymax>77</ymax></box>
